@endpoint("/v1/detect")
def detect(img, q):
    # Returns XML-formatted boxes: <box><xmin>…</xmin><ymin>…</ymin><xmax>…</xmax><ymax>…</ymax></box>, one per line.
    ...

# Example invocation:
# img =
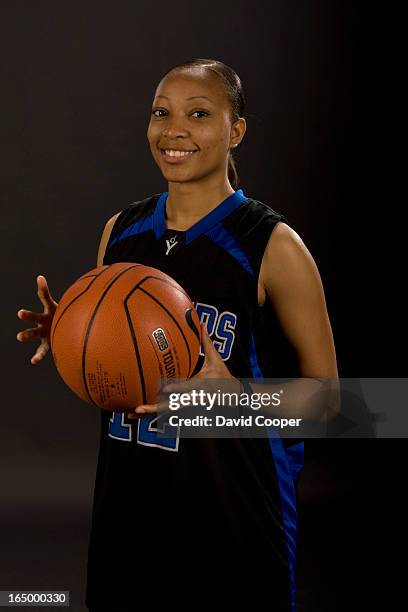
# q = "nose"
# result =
<box><xmin>161</xmin><ymin>116</ymin><xmax>190</xmax><ymax>138</ymax></box>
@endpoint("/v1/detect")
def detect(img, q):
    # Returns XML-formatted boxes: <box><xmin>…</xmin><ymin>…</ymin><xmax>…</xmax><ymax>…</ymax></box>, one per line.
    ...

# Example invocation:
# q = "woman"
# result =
<box><xmin>17</xmin><ymin>58</ymin><xmax>338</xmax><ymax>611</ymax></box>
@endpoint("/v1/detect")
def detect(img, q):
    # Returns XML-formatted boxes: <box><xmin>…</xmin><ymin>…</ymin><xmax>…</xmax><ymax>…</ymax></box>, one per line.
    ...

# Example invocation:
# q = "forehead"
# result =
<box><xmin>153</xmin><ymin>69</ymin><xmax>227</xmax><ymax>105</ymax></box>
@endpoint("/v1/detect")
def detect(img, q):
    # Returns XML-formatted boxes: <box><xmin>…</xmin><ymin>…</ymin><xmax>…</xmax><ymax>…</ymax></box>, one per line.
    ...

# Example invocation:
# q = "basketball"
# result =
<box><xmin>50</xmin><ymin>262</ymin><xmax>202</xmax><ymax>412</ymax></box>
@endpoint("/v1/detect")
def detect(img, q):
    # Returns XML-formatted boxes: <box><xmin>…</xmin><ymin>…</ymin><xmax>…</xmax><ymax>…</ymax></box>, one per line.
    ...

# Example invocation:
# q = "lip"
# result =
<box><xmin>160</xmin><ymin>149</ymin><xmax>198</xmax><ymax>164</ymax></box>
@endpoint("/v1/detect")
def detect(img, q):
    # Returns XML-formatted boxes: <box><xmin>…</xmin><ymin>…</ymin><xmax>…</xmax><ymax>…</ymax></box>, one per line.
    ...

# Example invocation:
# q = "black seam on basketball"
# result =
<box><xmin>82</xmin><ymin>264</ymin><xmax>143</xmax><ymax>407</ymax></box>
<box><xmin>123</xmin><ymin>304</ymin><xmax>147</xmax><ymax>406</ymax></box>
<box><xmin>77</xmin><ymin>273</ymin><xmax>102</xmax><ymax>280</ymax></box>
<box><xmin>126</xmin><ymin>285</ymin><xmax>193</xmax><ymax>377</ymax></box>
<box><xmin>51</xmin><ymin>265</ymin><xmax>113</xmax><ymax>349</ymax></box>
<box><xmin>184</xmin><ymin>308</ymin><xmax>200</xmax><ymax>340</ymax></box>
<box><xmin>184</xmin><ymin>308</ymin><xmax>201</xmax><ymax>377</ymax></box>
<box><xmin>138</xmin><ymin>275</ymin><xmax>191</xmax><ymax>299</ymax></box>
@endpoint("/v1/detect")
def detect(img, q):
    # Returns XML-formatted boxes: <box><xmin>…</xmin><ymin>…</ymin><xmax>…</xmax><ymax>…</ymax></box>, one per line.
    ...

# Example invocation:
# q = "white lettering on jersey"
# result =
<box><xmin>194</xmin><ymin>302</ymin><xmax>237</xmax><ymax>361</ymax></box>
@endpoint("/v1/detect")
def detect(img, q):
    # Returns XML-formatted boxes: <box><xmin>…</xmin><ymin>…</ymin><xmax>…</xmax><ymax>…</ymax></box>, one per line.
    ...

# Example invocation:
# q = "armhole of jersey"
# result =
<box><xmin>105</xmin><ymin>209</ymin><xmax>127</xmax><ymax>251</ymax></box>
<box><xmin>257</xmin><ymin>212</ymin><xmax>289</xmax><ymax>306</ymax></box>
<box><xmin>104</xmin><ymin>194</ymin><xmax>162</xmax><ymax>254</ymax></box>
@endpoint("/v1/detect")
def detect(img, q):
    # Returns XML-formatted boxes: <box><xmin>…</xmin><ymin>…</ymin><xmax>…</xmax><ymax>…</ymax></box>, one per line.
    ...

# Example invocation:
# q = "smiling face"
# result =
<box><xmin>147</xmin><ymin>68</ymin><xmax>245</xmax><ymax>185</ymax></box>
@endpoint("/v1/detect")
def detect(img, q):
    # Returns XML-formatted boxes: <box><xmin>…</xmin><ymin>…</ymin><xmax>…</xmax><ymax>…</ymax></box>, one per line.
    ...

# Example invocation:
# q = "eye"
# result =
<box><xmin>151</xmin><ymin>108</ymin><xmax>167</xmax><ymax>118</ymax></box>
<box><xmin>191</xmin><ymin>110</ymin><xmax>209</xmax><ymax>118</ymax></box>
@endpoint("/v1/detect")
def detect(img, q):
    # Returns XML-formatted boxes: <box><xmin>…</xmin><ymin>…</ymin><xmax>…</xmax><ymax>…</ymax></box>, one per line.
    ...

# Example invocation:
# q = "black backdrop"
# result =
<box><xmin>1</xmin><ymin>2</ymin><xmax>403</xmax><ymax>610</ymax></box>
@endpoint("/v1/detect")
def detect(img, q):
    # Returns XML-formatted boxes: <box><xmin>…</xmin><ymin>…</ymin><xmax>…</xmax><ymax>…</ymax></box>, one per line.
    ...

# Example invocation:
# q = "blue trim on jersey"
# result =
<box><xmin>109</xmin><ymin>214</ymin><xmax>154</xmax><ymax>248</ymax></box>
<box><xmin>205</xmin><ymin>224</ymin><xmax>254</xmax><ymax>276</ymax></box>
<box><xmin>153</xmin><ymin>192</ymin><xmax>168</xmax><ymax>239</ymax></box>
<box><xmin>268</xmin><ymin>433</ymin><xmax>299</xmax><ymax>612</ymax></box>
<box><xmin>186</xmin><ymin>189</ymin><xmax>247</xmax><ymax>243</ymax></box>
<box><xmin>249</xmin><ymin>332</ymin><xmax>264</xmax><ymax>378</ymax></box>
<box><xmin>153</xmin><ymin>189</ymin><xmax>248</xmax><ymax>242</ymax></box>
<box><xmin>248</xmin><ymin>336</ymin><xmax>303</xmax><ymax>611</ymax></box>
<box><xmin>285</xmin><ymin>441</ymin><xmax>305</xmax><ymax>482</ymax></box>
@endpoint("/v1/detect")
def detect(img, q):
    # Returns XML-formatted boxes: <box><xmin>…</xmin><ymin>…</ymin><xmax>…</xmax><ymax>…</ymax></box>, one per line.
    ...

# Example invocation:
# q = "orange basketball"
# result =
<box><xmin>50</xmin><ymin>262</ymin><xmax>202</xmax><ymax>412</ymax></box>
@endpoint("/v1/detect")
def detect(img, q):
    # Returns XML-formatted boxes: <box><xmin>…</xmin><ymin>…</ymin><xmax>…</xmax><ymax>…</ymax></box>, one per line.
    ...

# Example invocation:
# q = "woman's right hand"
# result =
<box><xmin>16</xmin><ymin>275</ymin><xmax>59</xmax><ymax>365</ymax></box>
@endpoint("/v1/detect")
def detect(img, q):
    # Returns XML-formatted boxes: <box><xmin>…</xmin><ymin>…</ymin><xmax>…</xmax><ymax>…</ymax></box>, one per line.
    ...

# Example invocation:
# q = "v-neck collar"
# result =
<box><xmin>153</xmin><ymin>189</ymin><xmax>248</xmax><ymax>244</ymax></box>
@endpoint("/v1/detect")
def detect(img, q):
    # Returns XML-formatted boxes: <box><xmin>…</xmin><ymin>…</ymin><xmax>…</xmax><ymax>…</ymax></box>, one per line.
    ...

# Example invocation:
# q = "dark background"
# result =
<box><xmin>1</xmin><ymin>1</ymin><xmax>403</xmax><ymax>610</ymax></box>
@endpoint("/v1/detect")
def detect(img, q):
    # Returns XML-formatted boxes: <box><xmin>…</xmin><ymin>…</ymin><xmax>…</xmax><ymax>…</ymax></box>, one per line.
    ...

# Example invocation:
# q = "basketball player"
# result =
<box><xmin>17</xmin><ymin>59</ymin><xmax>338</xmax><ymax>610</ymax></box>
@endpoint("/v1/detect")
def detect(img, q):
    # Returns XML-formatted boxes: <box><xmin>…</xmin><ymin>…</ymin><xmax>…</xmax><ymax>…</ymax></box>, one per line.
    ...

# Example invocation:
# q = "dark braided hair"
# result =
<box><xmin>159</xmin><ymin>58</ymin><xmax>246</xmax><ymax>190</ymax></box>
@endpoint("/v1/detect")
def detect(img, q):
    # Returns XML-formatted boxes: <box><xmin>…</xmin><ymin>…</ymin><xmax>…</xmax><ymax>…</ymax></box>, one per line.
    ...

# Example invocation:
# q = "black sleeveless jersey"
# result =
<box><xmin>85</xmin><ymin>189</ymin><xmax>304</xmax><ymax>611</ymax></box>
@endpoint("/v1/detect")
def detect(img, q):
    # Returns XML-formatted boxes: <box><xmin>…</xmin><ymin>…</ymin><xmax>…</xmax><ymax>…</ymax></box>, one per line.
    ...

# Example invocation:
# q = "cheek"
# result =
<box><xmin>147</xmin><ymin>123</ymin><xmax>158</xmax><ymax>144</ymax></box>
<box><xmin>199</xmin><ymin>128</ymin><xmax>230</xmax><ymax>153</ymax></box>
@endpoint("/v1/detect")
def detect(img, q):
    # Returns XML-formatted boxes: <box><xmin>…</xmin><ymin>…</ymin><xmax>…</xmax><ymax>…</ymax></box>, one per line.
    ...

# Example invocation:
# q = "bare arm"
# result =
<box><xmin>249</xmin><ymin>222</ymin><xmax>340</xmax><ymax>420</ymax></box>
<box><xmin>259</xmin><ymin>222</ymin><xmax>338</xmax><ymax>380</ymax></box>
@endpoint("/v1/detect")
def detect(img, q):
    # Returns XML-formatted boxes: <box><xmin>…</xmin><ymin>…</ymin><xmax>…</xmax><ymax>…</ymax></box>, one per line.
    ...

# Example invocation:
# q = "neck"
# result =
<box><xmin>165</xmin><ymin>176</ymin><xmax>236</xmax><ymax>231</ymax></box>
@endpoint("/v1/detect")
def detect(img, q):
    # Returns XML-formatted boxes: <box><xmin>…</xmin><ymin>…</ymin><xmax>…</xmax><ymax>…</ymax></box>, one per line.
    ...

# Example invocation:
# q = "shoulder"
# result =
<box><xmin>259</xmin><ymin>222</ymin><xmax>338</xmax><ymax>379</ymax></box>
<box><xmin>265</xmin><ymin>222</ymin><xmax>308</xmax><ymax>258</ymax></box>
<box><xmin>239</xmin><ymin>196</ymin><xmax>288</xmax><ymax>228</ymax></box>
<box><xmin>113</xmin><ymin>193</ymin><xmax>161</xmax><ymax>227</ymax></box>
<box><xmin>104</xmin><ymin>193</ymin><xmax>161</xmax><ymax>241</ymax></box>
<box><xmin>260</xmin><ymin>222</ymin><xmax>322</xmax><ymax>295</ymax></box>
<box><xmin>97</xmin><ymin>193</ymin><xmax>161</xmax><ymax>266</ymax></box>
<box><xmin>225</xmin><ymin>196</ymin><xmax>288</xmax><ymax>249</ymax></box>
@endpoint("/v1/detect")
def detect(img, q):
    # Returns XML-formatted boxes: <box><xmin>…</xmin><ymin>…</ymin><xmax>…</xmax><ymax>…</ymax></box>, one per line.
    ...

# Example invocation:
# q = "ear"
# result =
<box><xmin>230</xmin><ymin>116</ymin><xmax>246</xmax><ymax>148</ymax></box>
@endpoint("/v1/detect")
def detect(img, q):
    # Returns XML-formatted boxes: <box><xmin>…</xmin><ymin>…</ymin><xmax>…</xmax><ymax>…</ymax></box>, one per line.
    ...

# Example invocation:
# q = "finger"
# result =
<box><xmin>147</xmin><ymin>397</ymin><xmax>171</xmax><ymax>413</ymax></box>
<box><xmin>126</xmin><ymin>412</ymin><xmax>143</xmax><ymax>420</ymax></box>
<box><xmin>16</xmin><ymin>327</ymin><xmax>42</xmax><ymax>342</ymax></box>
<box><xmin>200</xmin><ymin>323</ymin><xmax>219</xmax><ymax>358</ymax></box>
<box><xmin>162</xmin><ymin>379</ymin><xmax>199</xmax><ymax>394</ymax></box>
<box><xmin>161</xmin><ymin>378</ymin><xmax>189</xmax><ymax>394</ymax></box>
<box><xmin>30</xmin><ymin>342</ymin><xmax>49</xmax><ymax>364</ymax></box>
<box><xmin>31</xmin><ymin>350</ymin><xmax>45</xmax><ymax>364</ymax></box>
<box><xmin>17</xmin><ymin>310</ymin><xmax>46</xmax><ymax>324</ymax></box>
<box><xmin>133</xmin><ymin>394</ymin><xmax>172</xmax><ymax>415</ymax></box>
<box><xmin>37</xmin><ymin>275</ymin><xmax>54</xmax><ymax>312</ymax></box>
<box><xmin>128</xmin><ymin>403</ymin><xmax>158</xmax><ymax>418</ymax></box>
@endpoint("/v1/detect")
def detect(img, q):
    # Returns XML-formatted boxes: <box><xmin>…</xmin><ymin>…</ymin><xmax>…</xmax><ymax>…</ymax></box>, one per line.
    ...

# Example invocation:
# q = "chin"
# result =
<box><xmin>161</xmin><ymin>170</ymin><xmax>195</xmax><ymax>182</ymax></box>
<box><xmin>164</xmin><ymin>176</ymin><xmax>194</xmax><ymax>184</ymax></box>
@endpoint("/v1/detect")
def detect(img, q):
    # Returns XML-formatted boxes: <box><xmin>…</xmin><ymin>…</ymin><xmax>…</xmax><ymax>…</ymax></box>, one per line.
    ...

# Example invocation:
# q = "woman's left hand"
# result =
<box><xmin>128</xmin><ymin>323</ymin><xmax>240</xmax><ymax>418</ymax></box>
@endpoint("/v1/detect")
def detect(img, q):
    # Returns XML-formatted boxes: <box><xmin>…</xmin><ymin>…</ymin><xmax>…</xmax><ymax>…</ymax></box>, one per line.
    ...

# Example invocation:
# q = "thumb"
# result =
<box><xmin>200</xmin><ymin>323</ymin><xmax>219</xmax><ymax>360</ymax></box>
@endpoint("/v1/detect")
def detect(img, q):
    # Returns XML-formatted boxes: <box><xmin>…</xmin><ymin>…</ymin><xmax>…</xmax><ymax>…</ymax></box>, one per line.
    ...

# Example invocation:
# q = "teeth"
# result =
<box><xmin>164</xmin><ymin>149</ymin><xmax>195</xmax><ymax>157</ymax></box>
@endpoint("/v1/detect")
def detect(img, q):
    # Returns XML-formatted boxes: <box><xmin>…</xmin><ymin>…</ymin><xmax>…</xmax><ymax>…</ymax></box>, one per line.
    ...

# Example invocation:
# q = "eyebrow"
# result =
<box><xmin>154</xmin><ymin>95</ymin><xmax>213</xmax><ymax>103</ymax></box>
